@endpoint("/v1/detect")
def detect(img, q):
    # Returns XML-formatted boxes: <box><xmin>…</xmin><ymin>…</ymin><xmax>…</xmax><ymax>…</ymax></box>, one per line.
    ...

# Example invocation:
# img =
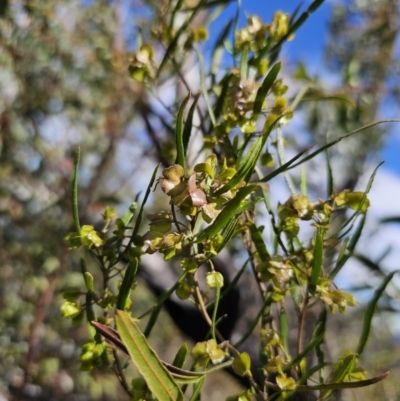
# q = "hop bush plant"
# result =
<box><xmin>63</xmin><ymin>1</ymin><xmax>399</xmax><ymax>400</ymax></box>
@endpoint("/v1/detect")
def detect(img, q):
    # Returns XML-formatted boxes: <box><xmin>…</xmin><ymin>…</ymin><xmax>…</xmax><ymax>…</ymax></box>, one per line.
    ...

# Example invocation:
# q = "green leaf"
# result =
<box><xmin>116</xmin><ymin>259</ymin><xmax>139</xmax><ymax>310</ymax></box>
<box><xmin>213</xmin><ymin>135</ymin><xmax>265</xmax><ymax>196</ymax></box>
<box><xmin>253</xmin><ymin>62</ymin><xmax>281</xmax><ymax>115</ymax></box>
<box><xmin>310</xmin><ymin>228</ymin><xmax>324</xmax><ymax>293</ymax></box>
<box><xmin>289</xmin><ymin>120</ymin><xmax>400</xmax><ymax>170</ymax></box>
<box><xmin>116</xmin><ymin>310</ymin><xmax>184</xmax><ymax>401</ymax></box>
<box><xmin>121</xmin><ymin>202</ymin><xmax>138</xmax><ymax>227</ymax></box>
<box><xmin>175</xmin><ymin>93</ymin><xmax>191</xmax><ymax>174</ymax></box>
<box><xmin>279</xmin><ymin>307</ymin><xmax>289</xmax><ymax>355</ymax></box>
<box><xmin>285</xmin><ymin>323</ymin><xmax>325</xmax><ymax>371</ymax></box>
<box><xmin>380</xmin><ymin>216</ymin><xmax>400</xmax><ymax>224</ymax></box>
<box><xmin>188</xmin><ymin>377</ymin><xmax>205</xmax><ymax>401</ymax></box>
<box><xmin>195</xmin><ymin>185</ymin><xmax>257</xmax><ymax>242</ymax></box>
<box><xmin>172</xmin><ymin>343</ymin><xmax>189</xmax><ymax>369</ymax></box>
<box><xmin>294</xmin><ymin>371</ymin><xmax>389</xmax><ymax>392</ymax></box>
<box><xmin>258</xmin><ymin>145</ymin><xmax>313</xmax><ymax>183</ymax></box>
<box><xmin>72</xmin><ymin>146</ymin><xmax>81</xmax><ymax>234</ymax></box>
<box><xmin>182</xmin><ymin>96</ymin><xmax>199</xmax><ymax>156</ymax></box>
<box><xmin>248</xmin><ymin>222</ymin><xmax>270</xmax><ymax>260</ymax></box>
<box><xmin>240</xmin><ymin>45</ymin><xmax>249</xmax><ymax>80</ymax></box>
<box><xmin>129</xmin><ymin>164</ymin><xmax>160</xmax><ymax>244</ymax></box>
<box><xmin>325</xmin><ymin>149</ymin><xmax>333</xmax><ymax>197</ymax></box>
<box><xmin>320</xmin><ymin>353</ymin><xmax>358</xmax><ymax>400</ymax></box>
<box><xmin>300</xmin><ymin>93</ymin><xmax>356</xmax><ymax>107</ymax></box>
<box><xmin>356</xmin><ymin>270</ymin><xmax>398</xmax><ymax>355</ymax></box>
<box><xmin>214</xmin><ymin>215</ymin><xmax>240</xmax><ymax>254</ymax></box>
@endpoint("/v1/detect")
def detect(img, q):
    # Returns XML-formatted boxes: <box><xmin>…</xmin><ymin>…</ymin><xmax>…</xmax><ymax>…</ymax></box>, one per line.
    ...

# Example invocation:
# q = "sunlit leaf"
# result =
<box><xmin>116</xmin><ymin>311</ymin><xmax>184</xmax><ymax>401</ymax></box>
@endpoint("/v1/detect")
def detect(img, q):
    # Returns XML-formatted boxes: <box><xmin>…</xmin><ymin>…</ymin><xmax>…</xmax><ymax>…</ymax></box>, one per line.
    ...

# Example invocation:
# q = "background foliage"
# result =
<box><xmin>0</xmin><ymin>0</ymin><xmax>400</xmax><ymax>400</ymax></box>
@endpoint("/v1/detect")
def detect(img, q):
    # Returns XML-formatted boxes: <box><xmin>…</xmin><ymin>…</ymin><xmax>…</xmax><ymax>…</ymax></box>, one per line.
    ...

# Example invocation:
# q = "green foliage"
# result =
<box><xmin>1</xmin><ymin>1</ymin><xmax>400</xmax><ymax>400</ymax></box>
<box><xmin>61</xmin><ymin>3</ymin><xmax>397</xmax><ymax>397</ymax></box>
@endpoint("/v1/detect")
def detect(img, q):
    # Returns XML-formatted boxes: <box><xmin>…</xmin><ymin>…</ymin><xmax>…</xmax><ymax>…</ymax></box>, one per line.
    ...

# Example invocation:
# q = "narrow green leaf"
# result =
<box><xmin>182</xmin><ymin>96</ymin><xmax>199</xmax><ymax>156</ymax></box>
<box><xmin>295</xmin><ymin>371</ymin><xmax>389</xmax><ymax>392</ymax></box>
<box><xmin>121</xmin><ymin>202</ymin><xmax>138</xmax><ymax>227</ymax></box>
<box><xmin>116</xmin><ymin>165</ymin><xmax>160</xmax><ymax>263</ymax></box>
<box><xmin>116</xmin><ymin>259</ymin><xmax>139</xmax><ymax>310</ymax></box>
<box><xmin>300</xmin><ymin>167</ymin><xmax>307</xmax><ymax>196</ymax></box>
<box><xmin>183</xmin><ymin>0</ymin><xmax>234</xmax><ymax>10</ymax></box>
<box><xmin>248</xmin><ymin>222</ymin><xmax>270</xmax><ymax>260</ymax></box>
<box><xmin>278</xmin><ymin>363</ymin><xmax>329</xmax><ymax>401</ymax></box>
<box><xmin>381</xmin><ymin>216</ymin><xmax>400</xmax><ymax>224</ymax></box>
<box><xmin>72</xmin><ymin>146</ymin><xmax>81</xmax><ymax>234</ymax></box>
<box><xmin>310</xmin><ymin>228</ymin><xmax>324</xmax><ymax>293</ymax></box>
<box><xmin>325</xmin><ymin>149</ymin><xmax>333</xmax><ymax>197</ymax></box>
<box><xmin>116</xmin><ymin>310</ymin><xmax>184</xmax><ymax>401</ymax></box>
<box><xmin>188</xmin><ymin>377</ymin><xmax>205</xmax><ymax>401</ymax></box>
<box><xmin>279</xmin><ymin>307</ymin><xmax>289</xmax><ymax>355</ymax></box>
<box><xmin>172</xmin><ymin>343</ymin><xmax>189</xmax><ymax>369</ymax></box>
<box><xmin>289</xmin><ymin>120</ymin><xmax>400</xmax><ymax>170</ymax></box>
<box><xmin>130</xmin><ymin>164</ymin><xmax>160</xmax><ymax>241</ymax></box>
<box><xmin>165</xmin><ymin>359</ymin><xmax>232</xmax><ymax>384</ymax></box>
<box><xmin>213</xmin><ymin>136</ymin><xmax>264</xmax><ymax>196</ymax></box>
<box><xmin>320</xmin><ymin>353</ymin><xmax>358</xmax><ymax>400</ymax></box>
<box><xmin>309</xmin><ymin>0</ymin><xmax>326</xmax><ymax>12</ymax></box>
<box><xmin>285</xmin><ymin>328</ymin><xmax>325</xmax><ymax>371</ymax></box>
<box><xmin>356</xmin><ymin>270</ymin><xmax>398</xmax><ymax>355</ymax></box>
<box><xmin>175</xmin><ymin>93</ymin><xmax>191</xmax><ymax>173</ymax></box>
<box><xmin>215</xmin><ymin>215</ymin><xmax>240</xmax><ymax>254</ymax></box>
<box><xmin>330</xmin><ymin>237</ymin><xmax>351</xmax><ymax>279</ymax></box>
<box><xmin>258</xmin><ymin>145</ymin><xmax>314</xmax><ymax>183</ymax></box>
<box><xmin>195</xmin><ymin>185</ymin><xmax>257</xmax><ymax>243</ymax></box>
<box><xmin>253</xmin><ymin>62</ymin><xmax>281</xmax><ymax>115</ymax></box>
<box><xmin>353</xmin><ymin>254</ymin><xmax>385</xmax><ymax>276</ymax></box>
<box><xmin>300</xmin><ymin>94</ymin><xmax>356</xmax><ymax>107</ymax></box>
<box><xmin>240</xmin><ymin>45</ymin><xmax>249</xmax><ymax>80</ymax></box>
<box><xmin>338</xmin><ymin>162</ymin><xmax>382</xmax><ymax>234</ymax></box>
